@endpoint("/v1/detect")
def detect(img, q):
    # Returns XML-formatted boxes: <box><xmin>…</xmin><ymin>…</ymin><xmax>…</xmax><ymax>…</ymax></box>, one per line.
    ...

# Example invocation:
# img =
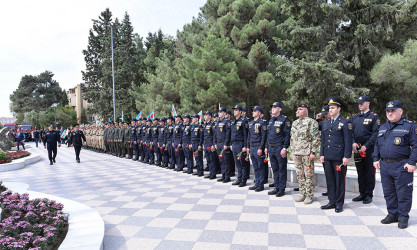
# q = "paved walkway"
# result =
<box><xmin>1</xmin><ymin>143</ymin><xmax>417</xmax><ymax>249</ymax></box>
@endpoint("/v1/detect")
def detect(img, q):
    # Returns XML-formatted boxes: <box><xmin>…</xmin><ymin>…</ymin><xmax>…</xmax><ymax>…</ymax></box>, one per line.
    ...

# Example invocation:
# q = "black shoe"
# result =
<box><xmin>398</xmin><ymin>220</ymin><xmax>408</xmax><ymax>229</ymax></box>
<box><xmin>238</xmin><ymin>181</ymin><xmax>247</xmax><ymax>187</ymax></box>
<box><xmin>187</xmin><ymin>171</ymin><xmax>193</xmax><ymax>174</ymax></box>
<box><xmin>276</xmin><ymin>189</ymin><xmax>285</xmax><ymax>197</ymax></box>
<box><xmin>149</xmin><ymin>162</ymin><xmax>155</xmax><ymax>165</ymax></box>
<box><xmin>209</xmin><ymin>175</ymin><xmax>216</xmax><ymax>180</ymax></box>
<box><xmin>293</xmin><ymin>187</ymin><xmax>299</xmax><ymax>191</ymax></box>
<box><xmin>217</xmin><ymin>177</ymin><xmax>225</xmax><ymax>182</ymax></box>
<box><xmin>223</xmin><ymin>178</ymin><xmax>231</xmax><ymax>183</ymax></box>
<box><xmin>381</xmin><ymin>215</ymin><xmax>399</xmax><ymax>224</ymax></box>
<box><xmin>50</xmin><ymin>161</ymin><xmax>53</xmax><ymax>165</ymax></box>
<box><xmin>255</xmin><ymin>186</ymin><xmax>264</xmax><ymax>192</ymax></box>
<box><xmin>77</xmin><ymin>159</ymin><xmax>80</xmax><ymax>163</ymax></box>
<box><xmin>322</xmin><ymin>192</ymin><xmax>328</xmax><ymax>196</ymax></box>
<box><xmin>268</xmin><ymin>189</ymin><xmax>279</xmax><ymax>195</ymax></box>
<box><xmin>363</xmin><ymin>196</ymin><xmax>372</xmax><ymax>204</ymax></box>
<box><xmin>183</xmin><ymin>170</ymin><xmax>188</xmax><ymax>173</ymax></box>
<box><xmin>232</xmin><ymin>180</ymin><xmax>241</xmax><ymax>185</ymax></box>
<box><xmin>174</xmin><ymin>168</ymin><xmax>181</xmax><ymax>172</ymax></box>
<box><xmin>249</xmin><ymin>185</ymin><xmax>258</xmax><ymax>190</ymax></box>
<box><xmin>198</xmin><ymin>173</ymin><xmax>204</xmax><ymax>177</ymax></box>
<box><xmin>335</xmin><ymin>206</ymin><xmax>343</xmax><ymax>213</ymax></box>
<box><xmin>192</xmin><ymin>172</ymin><xmax>199</xmax><ymax>175</ymax></box>
<box><xmin>53</xmin><ymin>159</ymin><xmax>56</xmax><ymax>163</ymax></box>
<box><xmin>321</xmin><ymin>203</ymin><xmax>336</xmax><ymax>210</ymax></box>
<box><xmin>352</xmin><ymin>194</ymin><xmax>366</xmax><ymax>202</ymax></box>
<box><xmin>204</xmin><ymin>167</ymin><xmax>209</xmax><ymax>171</ymax></box>
<box><xmin>269</xmin><ymin>183</ymin><xmax>275</xmax><ymax>188</ymax></box>
<box><xmin>204</xmin><ymin>175</ymin><xmax>211</xmax><ymax>178</ymax></box>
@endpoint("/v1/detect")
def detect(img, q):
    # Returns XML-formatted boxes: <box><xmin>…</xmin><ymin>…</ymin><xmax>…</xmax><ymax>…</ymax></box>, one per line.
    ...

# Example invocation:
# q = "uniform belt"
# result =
<box><xmin>381</xmin><ymin>157</ymin><xmax>408</xmax><ymax>163</ymax></box>
<box><xmin>204</xmin><ymin>140</ymin><xmax>212</xmax><ymax>144</ymax></box>
<box><xmin>182</xmin><ymin>140</ymin><xmax>190</xmax><ymax>144</ymax></box>
<box><xmin>231</xmin><ymin>140</ymin><xmax>244</xmax><ymax>144</ymax></box>
<box><xmin>192</xmin><ymin>140</ymin><xmax>200</xmax><ymax>143</ymax></box>
<box><xmin>158</xmin><ymin>140</ymin><xmax>164</xmax><ymax>142</ymax></box>
<box><xmin>268</xmin><ymin>142</ymin><xmax>283</xmax><ymax>147</ymax></box>
<box><xmin>250</xmin><ymin>142</ymin><xmax>261</xmax><ymax>147</ymax></box>
<box><xmin>216</xmin><ymin>140</ymin><xmax>225</xmax><ymax>143</ymax></box>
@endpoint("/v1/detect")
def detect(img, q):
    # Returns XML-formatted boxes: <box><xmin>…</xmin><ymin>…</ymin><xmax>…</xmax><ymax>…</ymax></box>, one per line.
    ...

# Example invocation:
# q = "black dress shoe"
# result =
<box><xmin>50</xmin><ymin>161</ymin><xmax>53</xmax><ymax>165</ymax></box>
<box><xmin>238</xmin><ymin>181</ymin><xmax>247</xmax><ymax>187</ymax></box>
<box><xmin>322</xmin><ymin>192</ymin><xmax>328</xmax><ymax>196</ymax></box>
<box><xmin>398</xmin><ymin>220</ymin><xmax>408</xmax><ymax>229</ymax></box>
<box><xmin>53</xmin><ymin>159</ymin><xmax>56</xmax><ymax>163</ymax></box>
<box><xmin>232</xmin><ymin>180</ymin><xmax>241</xmax><ymax>185</ymax></box>
<box><xmin>352</xmin><ymin>194</ymin><xmax>366</xmax><ymax>202</ymax></box>
<box><xmin>249</xmin><ymin>185</ymin><xmax>258</xmax><ymax>190</ymax></box>
<box><xmin>335</xmin><ymin>206</ymin><xmax>343</xmax><ymax>213</ymax></box>
<box><xmin>293</xmin><ymin>187</ymin><xmax>299</xmax><ymax>191</ymax></box>
<box><xmin>77</xmin><ymin>159</ymin><xmax>80</xmax><ymax>163</ymax></box>
<box><xmin>192</xmin><ymin>172</ymin><xmax>199</xmax><ymax>175</ymax></box>
<box><xmin>276</xmin><ymin>189</ymin><xmax>285</xmax><ymax>197</ymax></box>
<box><xmin>174</xmin><ymin>168</ymin><xmax>181</xmax><ymax>172</ymax></box>
<box><xmin>255</xmin><ymin>186</ymin><xmax>264</xmax><ymax>192</ymax></box>
<box><xmin>183</xmin><ymin>170</ymin><xmax>188</xmax><ymax>173</ymax></box>
<box><xmin>268</xmin><ymin>189</ymin><xmax>279</xmax><ymax>195</ymax></box>
<box><xmin>223</xmin><ymin>178</ymin><xmax>231</xmax><ymax>183</ymax></box>
<box><xmin>209</xmin><ymin>175</ymin><xmax>216</xmax><ymax>180</ymax></box>
<box><xmin>187</xmin><ymin>172</ymin><xmax>193</xmax><ymax>174</ymax></box>
<box><xmin>204</xmin><ymin>167</ymin><xmax>209</xmax><ymax>171</ymax></box>
<box><xmin>204</xmin><ymin>175</ymin><xmax>211</xmax><ymax>178</ymax></box>
<box><xmin>268</xmin><ymin>183</ymin><xmax>275</xmax><ymax>188</ymax></box>
<box><xmin>198</xmin><ymin>173</ymin><xmax>204</xmax><ymax>177</ymax></box>
<box><xmin>363</xmin><ymin>196</ymin><xmax>372</xmax><ymax>204</ymax></box>
<box><xmin>217</xmin><ymin>177</ymin><xmax>225</xmax><ymax>182</ymax></box>
<box><xmin>381</xmin><ymin>215</ymin><xmax>399</xmax><ymax>224</ymax></box>
<box><xmin>321</xmin><ymin>203</ymin><xmax>336</xmax><ymax>210</ymax></box>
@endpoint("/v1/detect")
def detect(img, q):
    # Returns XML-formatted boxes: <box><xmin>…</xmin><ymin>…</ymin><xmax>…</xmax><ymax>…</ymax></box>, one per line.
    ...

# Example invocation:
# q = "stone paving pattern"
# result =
<box><xmin>1</xmin><ymin>143</ymin><xmax>417</xmax><ymax>249</ymax></box>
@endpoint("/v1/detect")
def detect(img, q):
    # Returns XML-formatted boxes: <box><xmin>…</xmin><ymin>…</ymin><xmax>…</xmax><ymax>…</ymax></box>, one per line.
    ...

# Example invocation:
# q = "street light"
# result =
<box><xmin>92</xmin><ymin>19</ymin><xmax>116</xmax><ymax>123</ymax></box>
<box><xmin>52</xmin><ymin>103</ymin><xmax>58</xmax><ymax>127</ymax></box>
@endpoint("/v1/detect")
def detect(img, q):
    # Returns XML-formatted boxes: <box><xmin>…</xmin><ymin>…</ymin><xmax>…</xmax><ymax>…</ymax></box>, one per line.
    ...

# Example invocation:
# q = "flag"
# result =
<box><xmin>171</xmin><ymin>105</ymin><xmax>177</xmax><ymax>117</ymax></box>
<box><xmin>136</xmin><ymin>111</ymin><xmax>142</xmax><ymax>120</ymax></box>
<box><xmin>108</xmin><ymin>118</ymin><xmax>112</xmax><ymax>123</ymax></box>
<box><xmin>198</xmin><ymin>110</ymin><xmax>203</xmax><ymax>124</ymax></box>
<box><xmin>121</xmin><ymin>111</ymin><xmax>126</xmax><ymax>122</ymax></box>
<box><xmin>61</xmin><ymin>129</ymin><xmax>68</xmax><ymax>139</ymax></box>
<box><xmin>147</xmin><ymin>111</ymin><xmax>154</xmax><ymax>120</ymax></box>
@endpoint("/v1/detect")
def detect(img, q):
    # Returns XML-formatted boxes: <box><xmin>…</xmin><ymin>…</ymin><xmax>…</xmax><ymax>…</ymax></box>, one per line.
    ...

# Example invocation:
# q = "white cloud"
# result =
<box><xmin>0</xmin><ymin>0</ymin><xmax>206</xmax><ymax>117</ymax></box>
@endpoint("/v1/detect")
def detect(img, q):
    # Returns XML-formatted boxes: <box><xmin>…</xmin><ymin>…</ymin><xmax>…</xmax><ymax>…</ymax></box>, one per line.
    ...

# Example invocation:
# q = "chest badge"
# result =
<box><xmin>276</xmin><ymin>128</ymin><xmax>280</xmax><ymax>134</ymax></box>
<box><xmin>394</xmin><ymin>137</ymin><xmax>401</xmax><ymax>145</ymax></box>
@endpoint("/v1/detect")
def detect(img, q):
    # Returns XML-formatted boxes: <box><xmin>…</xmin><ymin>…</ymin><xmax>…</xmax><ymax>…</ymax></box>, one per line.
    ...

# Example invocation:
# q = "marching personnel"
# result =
<box><xmin>214</xmin><ymin>107</ymin><xmax>232</xmax><ymax>183</ymax></box>
<box><xmin>190</xmin><ymin>114</ymin><xmax>204</xmax><ymax>176</ymax></box>
<box><xmin>69</xmin><ymin>124</ymin><xmax>86</xmax><ymax>163</ymax></box>
<box><xmin>43</xmin><ymin>125</ymin><xmax>61</xmax><ymax>165</ymax></box>
<box><xmin>351</xmin><ymin>96</ymin><xmax>380</xmax><ymax>204</ymax></box>
<box><xmin>131</xmin><ymin>119</ymin><xmax>139</xmax><ymax>161</ymax></box>
<box><xmin>182</xmin><ymin>115</ymin><xmax>194</xmax><ymax>173</ymax></box>
<box><xmin>373</xmin><ymin>101</ymin><xmax>417</xmax><ymax>229</ymax></box>
<box><xmin>203</xmin><ymin>111</ymin><xmax>217</xmax><ymax>179</ymax></box>
<box><xmin>265</xmin><ymin>102</ymin><xmax>291</xmax><ymax>197</ymax></box>
<box><xmin>247</xmin><ymin>106</ymin><xmax>268</xmax><ymax>192</ymax></box>
<box><xmin>152</xmin><ymin>118</ymin><xmax>161</xmax><ymax>165</ymax></box>
<box><xmin>320</xmin><ymin>97</ymin><xmax>353</xmax><ymax>213</ymax></box>
<box><xmin>230</xmin><ymin>105</ymin><xmax>249</xmax><ymax>187</ymax></box>
<box><xmin>158</xmin><ymin>118</ymin><xmax>168</xmax><ymax>167</ymax></box>
<box><xmin>173</xmin><ymin>115</ymin><xmax>185</xmax><ymax>171</ymax></box>
<box><xmin>165</xmin><ymin>116</ymin><xmax>176</xmax><ymax>169</ymax></box>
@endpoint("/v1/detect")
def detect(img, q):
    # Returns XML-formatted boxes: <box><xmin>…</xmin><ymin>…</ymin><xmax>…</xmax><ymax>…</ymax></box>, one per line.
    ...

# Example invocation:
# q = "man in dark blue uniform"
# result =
<box><xmin>190</xmin><ymin>114</ymin><xmax>204</xmax><ymax>176</ymax></box>
<box><xmin>131</xmin><ymin>119</ymin><xmax>139</xmax><ymax>161</ymax></box>
<box><xmin>16</xmin><ymin>129</ymin><xmax>25</xmax><ymax>150</ymax></box>
<box><xmin>317</xmin><ymin>105</ymin><xmax>331</xmax><ymax>196</ymax></box>
<box><xmin>165</xmin><ymin>116</ymin><xmax>176</xmax><ymax>169</ymax></box>
<box><xmin>140</xmin><ymin>118</ymin><xmax>148</xmax><ymax>162</ymax></box>
<box><xmin>230</xmin><ymin>105</ymin><xmax>249</xmax><ymax>187</ymax></box>
<box><xmin>43</xmin><ymin>125</ymin><xmax>61</xmax><ymax>165</ymax></box>
<box><xmin>320</xmin><ymin>97</ymin><xmax>353</xmax><ymax>213</ymax></box>
<box><xmin>181</xmin><ymin>115</ymin><xmax>194</xmax><ymax>174</ymax></box>
<box><xmin>247</xmin><ymin>106</ymin><xmax>267</xmax><ymax>192</ymax></box>
<box><xmin>152</xmin><ymin>118</ymin><xmax>161</xmax><ymax>166</ymax></box>
<box><xmin>214</xmin><ymin>107</ymin><xmax>232</xmax><ymax>183</ymax></box>
<box><xmin>351</xmin><ymin>96</ymin><xmax>380</xmax><ymax>204</ymax></box>
<box><xmin>173</xmin><ymin>115</ymin><xmax>185</xmax><ymax>171</ymax></box>
<box><xmin>33</xmin><ymin>128</ymin><xmax>40</xmax><ymax>148</ymax></box>
<box><xmin>158</xmin><ymin>118</ymin><xmax>167</xmax><ymax>167</ymax></box>
<box><xmin>203</xmin><ymin>111</ymin><xmax>216</xmax><ymax>179</ymax></box>
<box><xmin>265</xmin><ymin>102</ymin><xmax>291</xmax><ymax>197</ymax></box>
<box><xmin>136</xmin><ymin>119</ymin><xmax>143</xmax><ymax>161</ymax></box>
<box><xmin>373</xmin><ymin>101</ymin><xmax>417</xmax><ymax>229</ymax></box>
<box><xmin>213</xmin><ymin>113</ymin><xmax>221</xmax><ymax>175</ymax></box>
<box><xmin>69</xmin><ymin>124</ymin><xmax>86</xmax><ymax>163</ymax></box>
<box><xmin>144</xmin><ymin>119</ymin><xmax>153</xmax><ymax>164</ymax></box>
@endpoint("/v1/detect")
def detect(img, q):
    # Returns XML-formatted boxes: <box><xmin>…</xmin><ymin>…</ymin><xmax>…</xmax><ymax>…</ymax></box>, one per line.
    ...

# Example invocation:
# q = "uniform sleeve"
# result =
<box><xmin>372</xmin><ymin>134</ymin><xmax>380</xmax><ymax>162</ymax></box>
<box><xmin>310</xmin><ymin>120</ymin><xmax>320</xmax><ymax>154</ymax></box>
<box><xmin>247</xmin><ymin>123</ymin><xmax>251</xmax><ymax>148</ymax></box>
<box><xmin>320</xmin><ymin>124</ymin><xmax>325</xmax><ymax>157</ymax></box>
<box><xmin>56</xmin><ymin>132</ymin><xmax>60</xmax><ymax>143</ymax></box>
<box><xmin>283</xmin><ymin>118</ymin><xmax>291</xmax><ymax>148</ymax></box>
<box><xmin>199</xmin><ymin>126</ymin><xmax>204</xmax><ymax>146</ymax></box>
<box><xmin>408</xmin><ymin>123</ymin><xmax>417</xmax><ymax>166</ymax></box>
<box><xmin>243</xmin><ymin>120</ymin><xmax>248</xmax><ymax>148</ymax></box>
<box><xmin>351</xmin><ymin>116</ymin><xmax>356</xmax><ymax>144</ymax></box>
<box><xmin>211</xmin><ymin>124</ymin><xmax>215</xmax><ymax>144</ymax></box>
<box><xmin>289</xmin><ymin>123</ymin><xmax>295</xmax><ymax>151</ymax></box>
<box><xmin>179</xmin><ymin>125</ymin><xmax>184</xmax><ymax>145</ymax></box>
<box><xmin>261</xmin><ymin>121</ymin><xmax>267</xmax><ymax>150</ymax></box>
<box><xmin>213</xmin><ymin>124</ymin><xmax>217</xmax><ymax>144</ymax></box>
<box><xmin>343</xmin><ymin>120</ymin><xmax>353</xmax><ymax>158</ymax></box>
<box><xmin>225</xmin><ymin>120</ymin><xmax>231</xmax><ymax>146</ymax></box>
<box><xmin>364</xmin><ymin>114</ymin><xmax>380</xmax><ymax>149</ymax></box>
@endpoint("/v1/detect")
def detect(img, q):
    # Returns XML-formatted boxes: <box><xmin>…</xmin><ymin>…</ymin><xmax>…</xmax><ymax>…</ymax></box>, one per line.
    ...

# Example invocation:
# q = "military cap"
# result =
<box><xmin>252</xmin><ymin>106</ymin><xmax>263</xmax><ymax>113</ymax></box>
<box><xmin>175</xmin><ymin>115</ymin><xmax>183</xmax><ymax>120</ymax></box>
<box><xmin>271</xmin><ymin>102</ymin><xmax>283</xmax><ymax>108</ymax></box>
<box><xmin>321</xmin><ymin>105</ymin><xmax>329</xmax><ymax>114</ymax></box>
<box><xmin>204</xmin><ymin>111</ymin><xmax>213</xmax><ymax>116</ymax></box>
<box><xmin>192</xmin><ymin>114</ymin><xmax>200</xmax><ymax>118</ymax></box>
<box><xmin>161</xmin><ymin>118</ymin><xmax>167</xmax><ymax>122</ymax></box>
<box><xmin>226</xmin><ymin>110</ymin><xmax>231</xmax><ymax>115</ymax></box>
<box><xmin>296</xmin><ymin>104</ymin><xmax>309</xmax><ymax>109</ymax></box>
<box><xmin>143</xmin><ymin>117</ymin><xmax>147</xmax><ymax>121</ymax></box>
<box><xmin>385</xmin><ymin>100</ymin><xmax>402</xmax><ymax>110</ymax></box>
<box><xmin>74</xmin><ymin>124</ymin><xmax>80</xmax><ymax>128</ymax></box>
<box><xmin>131</xmin><ymin>119</ymin><xmax>137</xmax><ymax>122</ymax></box>
<box><xmin>241</xmin><ymin>107</ymin><xmax>247</xmax><ymax>112</ymax></box>
<box><xmin>328</xmin><ymin>97</ymin><xmax>343</xmax><ymax>107</ymax></box>
<box><xmin>154</xmin><ymin>117</ymin><xmax>160</xmax><ymax>121</ymax></box>
<box><xmin>219</xmin><ymin>107</ymin><xmax>227</xmax><ymax>113</ymax></box>
<box><xmin>167</xmin><ymin>116</ymin><xmax>174</xmax><ymax>120</ymax></box>
<box><xmin>213</xmin><ymin>113</ymin><xmax>219</xmax><ymax>118</ymax></box>
<box><xmin>357</xmin><ymin>95</ymin><xmax>371</xmax><ymax>103</ymax></box>
<box><xmin>184</xmin><ymin>115</ymin><xmax>191</xmax><ymax>119</ymax></box>
<box><xmin>232</xmin><ymin>105</ymin><xmax>243</xmax><ymax>111</ymax></box>
<box><xmin>146</xmin><ymin>119</ymin><xmax>151</xmax><ymax>123</ymax></box>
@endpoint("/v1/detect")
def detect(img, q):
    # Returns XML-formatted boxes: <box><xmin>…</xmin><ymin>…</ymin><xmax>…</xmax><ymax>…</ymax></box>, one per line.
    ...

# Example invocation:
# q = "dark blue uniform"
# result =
<box><xmin>267</xmin><ymin>115</ymin><xmax>291</xmax><ymax>191</ymax></box>
<box><xmin>16</xmin><ymin>132</ymin><xmax>25</xmax><ymax>150</ymax></box>
<box><xmin>191</xmin><ymin>122</ymin><xmax>204</xmax><ymax>175</ymax></box>
<box><xmin>214</xmin><ymin>118</ymin><xmax>232</xmax><ymax>180</ymax></box>
<box><xmin>173</xmin><ymin>122</ymin><xmax>185</xmax><ymax>171</ymax></box>
<box><xmin>247</xmin><ymin>118</ymin><xmax>267</xmax><ymax>189</ymax></box>
<box><xmin>320</xmin><ymin>115</ymin><xmax>353</xmax><ymax>209</ymax></box>
<box><xmin>152</xmin><ymin>125</ymin><xmax>160</xmax><ymax>165</ymax></box>
<box><xmin>158</xmin><ymin>124</ymin><xmax>168</xmax><ymax>167</ymax></box>
<box><xmin>373</xmin><ymin>118</ymin><xmax>417</xmax><ymax>222</ymax></box>
<box><xmin>203</xmin><ymin>121</ymin><xmax>216</xmax><ymax>178</ymax></box>
<box><xmin>43</xmin><ymin>129</ymin><xmax>60</xmax><ymax>163</ymax></box>
<box><xmin>136</xmin><ymin>124</ymin><xmax>143</xmax><ymax>161</ymax></box>
<box><xmin>70</xmin><ymin>130</ymin><xmax>86</xmax><ymax>162</ymax></box>
<box><xmin>231</xmin><ymin>117</ymin><xmax>249</xmax><ymax>184</ymax></box>
<box><xmin>33</xmin><ymin>131</ymin><xmax>40</xmax><ymax>147</ymax></box>
<box><xmin>131</xmin><ymin>125</ymin><xmax>139</xmax><ymax>160</ymax></box>
<box><xmin>352</xmin><ymin>110</ymin><xmax>380</xmax><ymax>198</ymax></box>
<box><xmin>144</xmin><ymin>125</ymin><xmax>153</xmax><ymax>163</ymax></box>
<box><xmin>182</xmin><ymin>122</ymin><xmax>193</xmax><ymax>173</ymax></box>
<box><xmin>165</xmin><ymin>122</ymin><xmax>176</xmax><ymax>168</ymax></box>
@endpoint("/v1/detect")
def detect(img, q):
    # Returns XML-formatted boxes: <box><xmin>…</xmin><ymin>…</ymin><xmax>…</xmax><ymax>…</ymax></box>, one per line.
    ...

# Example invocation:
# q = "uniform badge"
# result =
<box><xmin>220</xmin><ymin>127</ymin><xmax>223</xmax><ymax>132</ymax></box>
<box><xmin>415</xmin><ymin>127</ymin><xmax>417</xmax><ymax>135</ymax></box>
<box><xmin>394</xmin><ymin>137</ymin><xmax>402</xmax><ymax>145</ymax></box>
<box><xmin>348</xmin><ymin>123</ymin><xmax>352</xmax><ymax>130</ymax></box>
<box><xmin>377</xmin><ymin>119</ymin><xmax>381</xmax><ymax>126</ymax></box>
<box><xmin>207</xmin><ymin>129</ymin><xmax>210</xmax><ymax>134</ymax></box>
<box><xmin>286</xmin><ymin>121</ymin><xmax>291</xmax><ymax>127</ymax></box>
<box><xmin>195</xmin><ymin>132</ymin><xmax>198</xmax><ymax>136</ymax></box>
<box><xmin>276</xmin><ymin>128</ymin><xmax>280</xmax><ymax>133</ymax></box>
<box><xmin>236</xmin><ymin>125</ymin><xmax>240</xmax><ymax>130</ymax></box>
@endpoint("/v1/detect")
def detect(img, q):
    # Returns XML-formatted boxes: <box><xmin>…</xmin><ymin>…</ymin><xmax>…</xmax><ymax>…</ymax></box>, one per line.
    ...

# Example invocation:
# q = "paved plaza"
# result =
<box><xmin>1</xmin><ymin>143</ymin><xmax>417</xmax><ymax>249</ymax></box>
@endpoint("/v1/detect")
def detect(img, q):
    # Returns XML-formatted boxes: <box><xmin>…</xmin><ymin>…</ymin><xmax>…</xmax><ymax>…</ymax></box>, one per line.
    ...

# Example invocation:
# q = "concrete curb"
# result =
<box><xmin>0</xmin><ymin>151</ymin><xmax>40</xmax><ymax>172</ymax></box>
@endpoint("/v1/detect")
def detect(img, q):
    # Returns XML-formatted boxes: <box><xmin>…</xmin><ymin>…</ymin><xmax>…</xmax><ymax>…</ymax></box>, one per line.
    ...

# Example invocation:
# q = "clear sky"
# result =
<box><xmin>0</xmin><ymin>0</ymin><xmax>206</xmax><ymax>118</ymax></box>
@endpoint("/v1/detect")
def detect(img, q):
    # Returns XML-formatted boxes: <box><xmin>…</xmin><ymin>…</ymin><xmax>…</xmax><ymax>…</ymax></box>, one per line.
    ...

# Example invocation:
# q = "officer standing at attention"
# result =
<box><xmin>182</xmin><ymin>115</ymin><xmax>194</xmax><ymax>173</ymax></box>
<box><xmin>140</xmin><ymin>119</ymin><xmax>148</xmax><ymax>162</ymax></box>
<box><xmin>247</xmin><ymin>106</ymin><xmax>267</xmax><ymax>192</ymax></box>
<box><xmin>165</xmin><ymin>116</ymin><xmax>176</xmax><ymax>169</ymax></box>
<box><xmin>69</xmin><ymin>124</ymin><xmax>86</xmax><ymax>163</ymax></box>
<box><xmin>214</xmin><ymin>107</ymin><xmax>232</xmax><ymax>183</ymax></box>
<box><xmin>131</xmin><ymin>119</ymin><xmax>139</xmax><ymax>161</ymax></box>
<box><xmin>203</xmin><ymin>111</ymin><xmax>216</xmax><ymax>179</ymax></box>
<box><xmin>265</xmin><ymin>102</ymin><xmax>291</xmax><ymax>197</ymax></box>
<box><xmin>320</xmin><ymin>97</ymin><xmax>353</xmax><ymax>213</ymax></box>
<box><xmin>190</xmin><ymin>114</ymin><xmax>204</xmax><ymax>176</ymax></box>
<box><xmin>158</xmin><ymin>118</ymin><xmax>168</xmax><ymax>167</ymax></box>
<box><xmin>351</xmin><ymin>96</ymin><xmax>380</xmax><ymax>204</ymax></box>
<box><xmin>373</xmin><ymin>101</ymin><xmax>417</xmax><ymax>229</ymax></box>
<box><xmin>144</xmin><ymin>119</ymin><xmax>153</xmax><ymax>164</ymax></box>
<box><xmin>226</xmin><ymin>109</ymin><xmax>236</xmax><ymax>177</ymax></box>
<box><xmin>173</xmin><ymin>115</ymin><xmax>185</xmax><ymax>171</ymax></box>
<box><xmin>43</xmin><ymin>125</ymin><xmax>61</xmax><ymax>165</ymax></box>
<box><xmin>230</xmin><ymin>105</ymin><xmax>249</xmax><ymax>187</ymax></box>
<box><xmin>152</xmin><ymin>118</ymin><xmax>161</xmax><ymax>166</ymax></box>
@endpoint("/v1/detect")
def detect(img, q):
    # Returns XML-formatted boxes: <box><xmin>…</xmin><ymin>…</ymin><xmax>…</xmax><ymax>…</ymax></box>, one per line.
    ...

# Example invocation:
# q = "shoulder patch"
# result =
<box><xmin>376</xmin><ymin>119</ymin><xmax>381</xmax><ymax>126</ymax></box>
<box><xmin>286</xmin><ymin>121</ymin><xmax>291</xmax><ymax>127</ymax></box>
<box><xmin>348</xmin><ymin>123</ymin><xmax>352</xmax><ymax>130</ymax></box>
<box><xmin>415</xmin><ymin>127</ymin><xmax>417</xmax><ymax>135</ymax></box>
<box><xmin>313</xmin><ymin>130</ymin><xmax>319</xmax><ymax>135</ymax></box>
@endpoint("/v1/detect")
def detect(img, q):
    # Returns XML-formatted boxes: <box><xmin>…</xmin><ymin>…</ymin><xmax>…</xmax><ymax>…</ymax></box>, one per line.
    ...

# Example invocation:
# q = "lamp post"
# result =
<box><xmin>92</xmin><ymin>19</ymin><xmax>116</xmax><ymax>123</ymax></box>
<box><xmin>53</xmin><ymin>103</ymin><xmax>58</xmax><ymax>127</ymax></box>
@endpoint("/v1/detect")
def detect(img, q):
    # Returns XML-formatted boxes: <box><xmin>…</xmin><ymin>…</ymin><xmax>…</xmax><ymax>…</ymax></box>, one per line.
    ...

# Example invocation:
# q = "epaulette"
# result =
<box><xmin>371</xmin><ymin>112</ymin><xmax>378</xmax><ymax>116</ymax></box>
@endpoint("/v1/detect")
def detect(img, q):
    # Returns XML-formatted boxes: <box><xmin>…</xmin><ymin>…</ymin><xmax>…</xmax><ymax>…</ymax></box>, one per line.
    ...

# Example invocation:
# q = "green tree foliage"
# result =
<box><xmin>22</xmin><ymin>106</ymin><xmax>77</xmax><ymax>129</ymax></box>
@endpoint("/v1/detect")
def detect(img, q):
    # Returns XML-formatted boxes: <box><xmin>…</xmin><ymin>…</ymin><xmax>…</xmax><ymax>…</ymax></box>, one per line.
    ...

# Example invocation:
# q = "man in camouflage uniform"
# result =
<box><xmin>290</xmin><ymin>104</ymin><xmax>320</xmax><ymax>204</ymax></box>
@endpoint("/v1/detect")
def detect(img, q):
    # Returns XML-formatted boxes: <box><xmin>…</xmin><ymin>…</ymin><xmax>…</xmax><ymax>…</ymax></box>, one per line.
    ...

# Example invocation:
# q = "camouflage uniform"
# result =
<box><xmin>290</xmin><ymin>117</ymin><xmax>320</xmax><ymax>198</ymax></box>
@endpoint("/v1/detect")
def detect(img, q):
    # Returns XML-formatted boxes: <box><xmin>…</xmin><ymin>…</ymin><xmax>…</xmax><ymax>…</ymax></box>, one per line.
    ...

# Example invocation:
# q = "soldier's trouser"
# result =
<box><xmin>183</xmin><ymin>142</ymin><xmax>193</xmax><ymax>171</ymax></box>
<box><xmin>232</xmin><ymin>141</ymin><xmax>249</xmax><ymax>182</ymax></box>
<box><xmin>119</xmin><ymin>142</ymin><xmax>124</xmax><ymax>156</ymax></box>
<box><xmin>74</xmin><ymin>145</ymin><xmax>82</xmax><ymax>160</ymax></box>
<box><xmin>17</xmin><ymin>140</ymin><xmax>25</xmax><ymax>150</ymax></box>
<box><xmin>217</xmin><ymin>142</ymin><xmax>231</xmax><ymax>178</ymax></box>
<box><xmin>105</xmin><ymin>141</ymin><xmax>109</xmax><ymax>152</ymax></box>
<box><xmin>160</xmin><ymin>143</ymin><xmax>169</xmax><ymax>165</ymax></box>
<box><xmin>355</xmin><ymin>147</ymin><xmax>376</xmax><ymax>197</ymax></box>
<box><xmin>126</xmin><ymin>142</ymin><xmax>133</xmax><ymax>158</ymax></box>
<box><xmin>204</xmin><ymin>143</ymin><xmax>216</xmax><ymax>176</ymax></box>
<box><xmin>324</xmin><ymin>160</ymin><xmax>346</xmax><ymax>207</ymax></box>
<box><xmin>138</xmin><ymin>143</ymin><xmax>143</xmax><ymax>160</ymax></box>
<box><xmin>174</xmin><ymin>141</ymin><xmax>185</xmax><ymax>169</ymax></box>
<box><xmin>167</xmin><ymin>140</ymin><xmax>176</xmax><ymax>166</ymax></box>
<box><xmin>293</xmin><ymin>155</ymin><xmax>315</xmax><ymax>198</ymax></box>
<box><xmin>132</xmin><ymin>141</ymin><xmax>138</xmax><ymax>159</ymax></box>
<box><xmin>47</xmin><ymin>144</ymin><xmax>57</xmax><ymax>161</ymax></box>
<box><xmin>213</xmin><ymin>150</ymin><xmax>221</xmax><ymax>173</ymax></box>
<box><xmin>269</xmin><ymin>145</ymin><xmax>287</xmax><ymax>190</ymax></box>
<box><xmin>250</xmin><ymin>145</ymin><xmax>265</xmax><ymax>187</ymax></box>
<box><xmin>380</xmin><ymin>159</ymin><xmax>413</xmax><ymax>221</ymax></box>
<box><xmin>228</xmin><ymin>150</ymin><xmax>236</xmax><ymax>176</ymax></box>
<box><xmin>192</xmin><ymin>143</ymin><xmax>203</xmax><ymax>174</ymax></box>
